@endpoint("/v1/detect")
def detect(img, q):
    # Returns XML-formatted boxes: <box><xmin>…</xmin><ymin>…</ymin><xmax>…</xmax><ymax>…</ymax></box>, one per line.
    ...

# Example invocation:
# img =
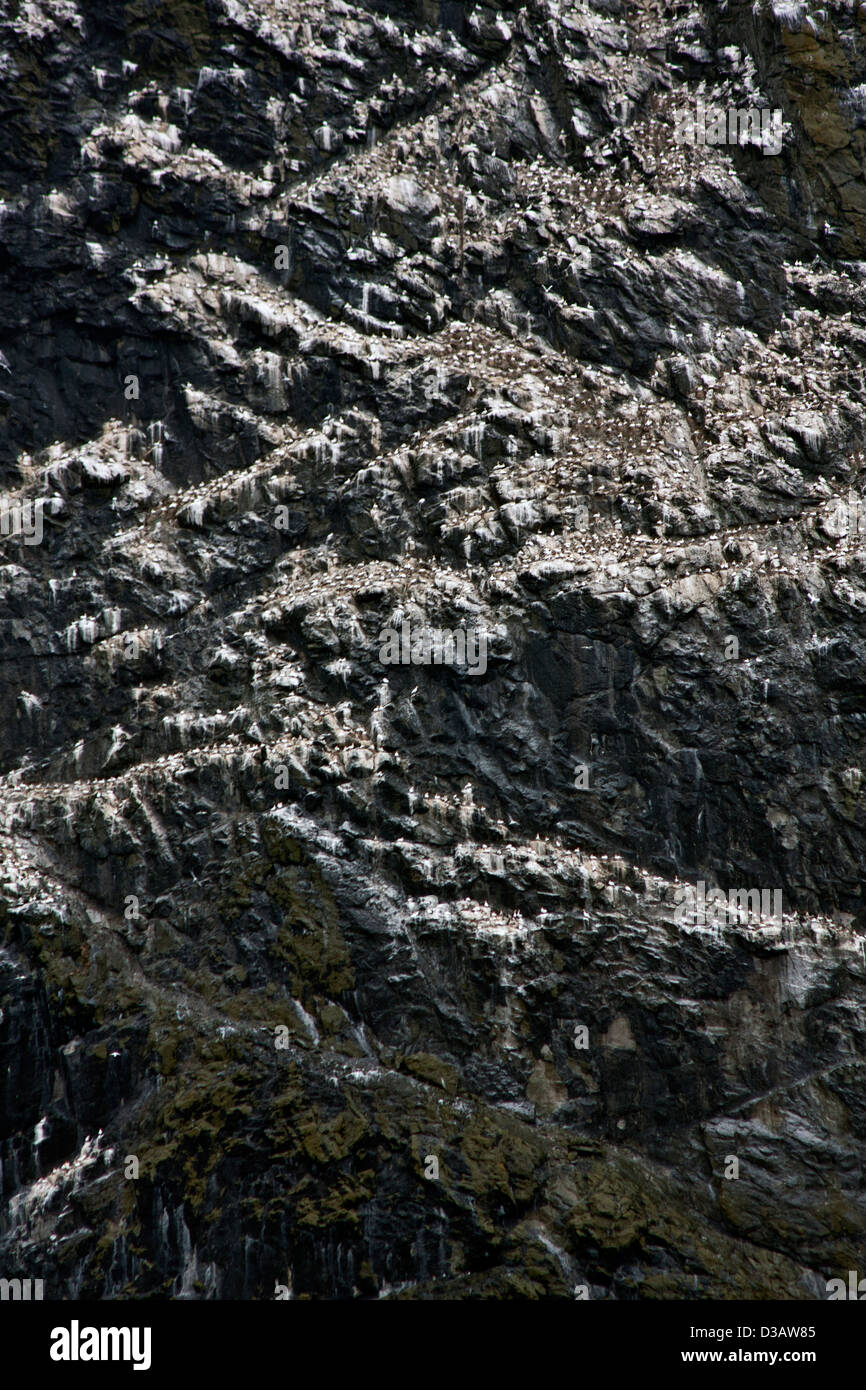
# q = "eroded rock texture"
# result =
<box><xmin>1</xmin><ymin>0</ymin><xmax>865</xmax><ymax>1300</ymax></box>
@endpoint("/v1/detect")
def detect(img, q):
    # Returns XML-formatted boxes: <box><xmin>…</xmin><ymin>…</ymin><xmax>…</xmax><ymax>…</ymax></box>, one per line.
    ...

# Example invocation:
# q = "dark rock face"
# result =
<box><xmin>0</xmin><ymin>0</ymin><xmax>865</xmax><ymax>1300</ymax></box>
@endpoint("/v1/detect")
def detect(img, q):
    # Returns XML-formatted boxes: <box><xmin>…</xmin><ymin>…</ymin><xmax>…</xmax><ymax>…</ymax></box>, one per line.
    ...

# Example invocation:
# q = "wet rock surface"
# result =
<box><xmin>0</xmin><ymin>0</ymin><xmax>865</xmax><ymax>1299</ymax></box>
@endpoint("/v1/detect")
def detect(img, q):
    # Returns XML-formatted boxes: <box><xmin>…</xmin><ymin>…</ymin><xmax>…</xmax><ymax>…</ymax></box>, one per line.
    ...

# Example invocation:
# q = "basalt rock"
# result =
<box><xmin>0</xmin><ymin>0</ymin><xmax>865</xmax><ymax>1301</ymax></box>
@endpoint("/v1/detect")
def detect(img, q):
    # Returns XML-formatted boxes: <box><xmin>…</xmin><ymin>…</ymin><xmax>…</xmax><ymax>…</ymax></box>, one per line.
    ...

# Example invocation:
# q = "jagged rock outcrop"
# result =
<box><xmin>1</xmin><ymin>0</ymin><xmax>865</xmax><ymax>1299</ymax></box>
